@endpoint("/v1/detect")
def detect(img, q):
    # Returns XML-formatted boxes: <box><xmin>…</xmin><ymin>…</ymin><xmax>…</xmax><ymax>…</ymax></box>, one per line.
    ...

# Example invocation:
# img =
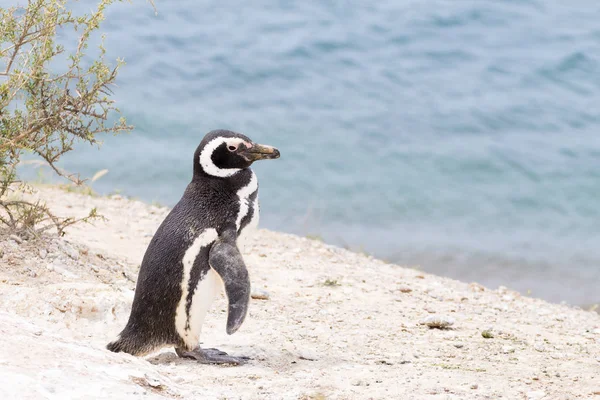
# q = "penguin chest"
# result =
<box><xmin>235</xmin><ymin>171</ymin><xmax>259</xmax><ymax>251</ymax></box>
<box><xmin>237</xmin><ymin>196</ymin><xmax>259</xmax><ymax>251</ymax></box>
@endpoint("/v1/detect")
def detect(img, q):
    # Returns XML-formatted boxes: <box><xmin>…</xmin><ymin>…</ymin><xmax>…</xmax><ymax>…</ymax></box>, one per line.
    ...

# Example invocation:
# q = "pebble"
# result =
<box><xmin>49</xmin><ymin>263</ymin><xmax>79</xmax><ymax>279</ymax></box>
<box><xmin>420</xmin><ymin>315</ymin><xmax>455</xmax><ymax>329</ymax></box>
<box><xmin>398</xmin><ymin>285</ymin><xmax>412</xmax><ymax>293</ymax></box>
<box><xmin>470</xmin><ymin>283</ymin><xmax>485</xmax><ymax>292</ymax></box>
<box><xmin>470</xmin><ymin>384</ymin><xmax>478</xmax><ymax>390</ymax></box>
<box><xmin>39</xmin><ymin>248</ymin><xmax>48</xmax><ymax>259</ymax></box>
<box><xmin>9</xmin><ymin>234</ymin><xmax>23</xmax><ymax>244</ymax></box>
<box><xmin>526</xmin><ymin>390</ymin><xmax>546</xmax><ymax>400</ymax></box>
<box><xmin>502</xmin><ymin>345</ymin><xmax>515</xmax><ymax>354</ymax></box>
<box><xmin>534</xmin><ymin>343</ymin><xmax>545</xmax><ymax>352</ymax></box>
<box><xmin>454</xmin><ymin>343</ymin><xmax>464</xmax><ymax>349</ymax></box>
<box><xmin>251</xmin><ymin>289</ymin><xmax>270</xmax><ymax>300</ymax></box>
<box><xmin>60</xmin><ymin>243</ymin><xmax>79</xmax><ymax>260</ymax></box>
<box><xmin>481</xmin><ymin>330</ymin><xmax>494</xmax><ymax>339</ymax></box>
<box><xmin>144</xmin><ymin>375</ymin><xmax>163</xmax><ymax>388</ymax></box>
<box><xmin>298</xmin><ymin>350</ymin><xmax>318</xmax><ymax>361</ymax></box>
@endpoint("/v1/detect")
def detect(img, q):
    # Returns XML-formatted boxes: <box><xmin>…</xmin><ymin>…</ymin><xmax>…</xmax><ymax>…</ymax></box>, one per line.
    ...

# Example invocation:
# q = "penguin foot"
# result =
<box><xmin>175</xmin><ymin>346</ymin><xmax>250</xmax><ymax>365</ymax></box>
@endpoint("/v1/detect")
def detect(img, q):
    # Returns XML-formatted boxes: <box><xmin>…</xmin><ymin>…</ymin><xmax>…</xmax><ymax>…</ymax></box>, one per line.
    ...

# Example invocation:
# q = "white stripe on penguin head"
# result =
<box><xmin>199</xmin><ymin>137</ymin><xmax>250</xmax><ymax>178</ymax></box>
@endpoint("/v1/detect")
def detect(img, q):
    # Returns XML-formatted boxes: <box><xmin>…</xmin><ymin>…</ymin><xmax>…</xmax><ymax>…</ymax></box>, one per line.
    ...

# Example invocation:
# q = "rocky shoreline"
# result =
<box><xmin>1</xmin><ymin>185</ymin><xmax>599</xmax><ymax>399</ymax></box>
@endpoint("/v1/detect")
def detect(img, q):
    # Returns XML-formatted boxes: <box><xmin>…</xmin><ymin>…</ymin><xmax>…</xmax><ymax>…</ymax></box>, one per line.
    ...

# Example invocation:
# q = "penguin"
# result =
<box><xmin>107</xmin><ymin>130</ymin><xmax>280</xmax><ymax>365</ymax></box>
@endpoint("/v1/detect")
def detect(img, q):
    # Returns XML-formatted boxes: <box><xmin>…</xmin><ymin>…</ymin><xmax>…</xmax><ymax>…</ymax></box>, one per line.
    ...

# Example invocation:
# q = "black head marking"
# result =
<box><xmin>193</xmin><ymin>130</ymin><xmax>280</xmax><ymax>178</ymax></box>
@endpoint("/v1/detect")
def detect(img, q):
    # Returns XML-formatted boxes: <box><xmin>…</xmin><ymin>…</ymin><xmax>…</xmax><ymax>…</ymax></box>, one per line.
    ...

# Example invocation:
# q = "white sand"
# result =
<box><xmin>0</xmin><ymin>185</ymin><xmax>599</xmax><ymax>399</ymax></box>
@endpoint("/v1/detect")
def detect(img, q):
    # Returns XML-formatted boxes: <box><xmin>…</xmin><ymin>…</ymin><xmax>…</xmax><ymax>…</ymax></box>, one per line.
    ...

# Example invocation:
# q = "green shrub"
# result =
<box><xmin>0</xmin><ymin>0</ymin><xmax>132</xmax><ymax>236</ymax></box>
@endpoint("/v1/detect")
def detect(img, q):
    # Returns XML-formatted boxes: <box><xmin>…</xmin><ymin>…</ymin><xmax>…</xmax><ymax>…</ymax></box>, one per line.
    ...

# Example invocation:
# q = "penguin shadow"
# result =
<box><xmin>146</xmin><ymin>351</ymin><xmax>181</xmax><ymax>365</ymax></box>
<box><xmin>145</xmin><ymin>347</ymin><xmax>265</xmax><ymax>367</ymax></box>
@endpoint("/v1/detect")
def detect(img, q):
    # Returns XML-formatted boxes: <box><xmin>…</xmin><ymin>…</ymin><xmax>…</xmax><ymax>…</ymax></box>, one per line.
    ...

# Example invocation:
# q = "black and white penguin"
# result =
<box><xmin>107</xmin><ymin>130</ymin><xmax>280</xmax><ymax>365</ymax></box>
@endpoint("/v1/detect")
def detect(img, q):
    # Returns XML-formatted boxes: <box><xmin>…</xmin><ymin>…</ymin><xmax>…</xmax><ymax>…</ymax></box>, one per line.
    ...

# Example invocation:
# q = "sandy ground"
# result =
<box><xmin>0</xmin><ymin>185</ymin><xmax>599</xmax><ymax>400</ymax></box>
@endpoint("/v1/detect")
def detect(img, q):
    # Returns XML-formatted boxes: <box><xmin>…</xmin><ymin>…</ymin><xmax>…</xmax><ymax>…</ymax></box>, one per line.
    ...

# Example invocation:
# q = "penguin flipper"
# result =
<box><xmin>209</xmin><ymin>229</ymin><xmax>250</xmax><ymax>335</ymax></box>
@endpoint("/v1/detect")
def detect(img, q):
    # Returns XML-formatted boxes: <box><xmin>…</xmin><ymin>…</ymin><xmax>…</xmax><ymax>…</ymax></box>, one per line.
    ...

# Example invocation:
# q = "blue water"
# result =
<box><xmin>15</xmin><ymin>0</ymin><xmax>600</xmax><ymax>305</ymax></box>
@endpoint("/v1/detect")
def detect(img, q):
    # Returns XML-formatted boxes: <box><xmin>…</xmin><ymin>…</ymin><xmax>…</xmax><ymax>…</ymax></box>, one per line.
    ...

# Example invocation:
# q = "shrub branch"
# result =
<box><xmin>0</xmin><ymin>0</ymin><xmax>133</xmax><ymax>236</ymax></box>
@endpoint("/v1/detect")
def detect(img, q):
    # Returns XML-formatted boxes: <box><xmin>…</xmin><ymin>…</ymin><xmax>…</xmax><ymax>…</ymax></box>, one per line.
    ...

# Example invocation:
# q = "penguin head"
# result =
<box><xmin>194</xmin><ymin>130</ymin><xmax>280</xmax><ymax>178</ymax></box>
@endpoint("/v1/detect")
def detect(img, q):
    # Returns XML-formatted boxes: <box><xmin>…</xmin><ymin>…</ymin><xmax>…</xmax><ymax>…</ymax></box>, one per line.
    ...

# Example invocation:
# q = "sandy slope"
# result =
<box><xmin>0</xmin><ymin>185</ymin><xmax>599</xmax><ymax>400</ymax></box>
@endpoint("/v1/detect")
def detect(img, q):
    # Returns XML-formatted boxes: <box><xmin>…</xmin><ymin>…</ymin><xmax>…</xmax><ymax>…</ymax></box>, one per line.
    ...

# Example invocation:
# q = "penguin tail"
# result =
<box><xmin>106</xmin><ymin>336</ymin><xmax>129</xmax><ymax>354</ymax></box>
<box><xmin>106</xmin><ymin>330</ymin><xmax>152</xmax><ymax>356</ymax></box>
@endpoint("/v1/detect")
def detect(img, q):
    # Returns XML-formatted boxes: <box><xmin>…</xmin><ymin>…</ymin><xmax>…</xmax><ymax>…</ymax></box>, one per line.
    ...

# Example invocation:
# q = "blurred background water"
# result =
<box><xmin>14</xmin><ymin>0</ymin><xmax>600</xmax><ymax>306</ymax></box>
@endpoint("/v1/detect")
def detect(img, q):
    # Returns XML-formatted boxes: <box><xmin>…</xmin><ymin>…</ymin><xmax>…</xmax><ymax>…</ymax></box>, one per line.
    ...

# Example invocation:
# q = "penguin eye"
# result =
<box><xmin>228</xmin><ymin>145</ymin><xmax>237</xmax><ymax>152</ymax></box>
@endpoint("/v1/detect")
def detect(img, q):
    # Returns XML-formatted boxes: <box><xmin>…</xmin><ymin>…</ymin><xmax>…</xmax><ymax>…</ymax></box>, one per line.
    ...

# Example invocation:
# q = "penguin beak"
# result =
<box><xmin>241</xmin><ymin>143</ymin><xmax>280</xmax><ymax>161</ymax></box>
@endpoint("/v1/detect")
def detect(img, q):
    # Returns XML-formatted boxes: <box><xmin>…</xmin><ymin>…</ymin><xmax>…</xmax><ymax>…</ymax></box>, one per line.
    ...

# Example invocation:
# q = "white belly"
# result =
<box><xmin>184</xmin><ymin>268</ymin><xmax>224</xmax><ymax>347</ymax></box>
<box><xmin>237</xmin><ymin>197</ymin><xmax>259</xmax><ymax>251</ymax></box>
<box><xmin>175</xmin><ymin>228</ymin><xmax>221</xmax><ymax>348</ymax></box>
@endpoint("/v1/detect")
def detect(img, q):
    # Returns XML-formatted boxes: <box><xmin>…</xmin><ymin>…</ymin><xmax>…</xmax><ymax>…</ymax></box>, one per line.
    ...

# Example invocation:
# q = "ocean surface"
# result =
<box><xmin>12</xmin><ymin>0</ymin><xmax>600</xmax><ymax>306</ymax></box>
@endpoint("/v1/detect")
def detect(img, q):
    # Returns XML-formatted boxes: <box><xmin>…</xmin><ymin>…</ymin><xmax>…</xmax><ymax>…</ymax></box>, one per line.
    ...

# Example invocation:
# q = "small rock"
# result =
<box><xmin>39</xmin><ymin>248</ymin><xmax>48</xmax><ymax>259</ymax></box>
<box><xmin>502</xmin><ymin>345</ymin><xmax>515</xmax><ymax>354</ymax></box>
<box><xmin>251</xmin><ymin>289</ymin><xmax>270</xmax><ymax>300</ymax></box>
<box><xmin>52</xmin><ymin>264</ymin><xmax>79</xmax><ymax>279</ymax></box>
<box><xmin>398</xmin><ymin>285</ymin><xmax>412</xmax><ymax>293</ymax></box>
<box><xmin>526</xmin><ymin>390</ymin><xmax>546</xmax><ymax>400</ymax></box>
<box><xmin>470</xmin><ymin>283</ymin><xmax>485</xmax><ymax>292</ymax></box>
<box><xmin>90</xmin><ymin>265</ymin><xmax>100</xmax><ymax>273</ymax></box>
<box><xmin>27</xmin><ymin>269</ymin><xmax>37</xmax><ymax>278</ymax></box>
<box><xmin>9</xmin><ymin>234</ymin><xmax>23</xmax><ymax>244</ymax></box>
<box><xmin>60</xmin><ymin>242</ymin><xmax>79</xmax><ymax>260</ymax></box>
<box><xmin>534</xmin><ymin>343</ymin><xmax>545</xmax><ymax>352</ymax></box>
<box><xmin>46</xmin><ymin>264</ymin><xmax>54</xmax><ymax>272</ymax></box>
<box><xmin>481</xmin><ymin>330</ymin><xmax>494</xmax><ymax>339</ymax></box>
<box><xmin>144</xmin><ymin>375</ymin><xmax>163</xmax><ymax>388</ymax></box>
<box><xmin>420</xmin><ymin>315</ymin><xmax>455</xmax><ymax>329</ymax></box>
<box><xmin>493</xmin><ymin>303</ymin><xmax>509</xmax><ymax>312</ymax></box>
<box><xmin>298</xmin><ymin>350</ymin><xmax>318</xmax><ymax>361</ymax></box>
<box><xmin>454</xmin><ymin>343</ymin><xmax>464</xmax><ymax>349</ymax></box>
<box><xmin>470</xmin><ymin>384</ymin><xmax>478</xmax><ymax>390</ymax></box>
